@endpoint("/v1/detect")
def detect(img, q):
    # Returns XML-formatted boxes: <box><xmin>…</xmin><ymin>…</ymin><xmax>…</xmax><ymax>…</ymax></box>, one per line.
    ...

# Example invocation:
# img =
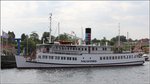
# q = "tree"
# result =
<box><xmin>110</xmin><ymin>35</ymin><xmax>127</xmax><ymax>45</ymax></box>
<box><xmin>21</xmin><ymin>33</ymin><xmax>26</xmax><ymax>41</ymax></box>
<box><xmin>91</xmin><ymin>38</ymin><xmax>100</xmax><ymax>45</ymax></box>
<box><xmin>55</xmin><ymin>33</ymin><xmax>73</xmax><ymax>42</ymax></box>
<box><xmin>8</xmin><ymin>31</ymin><xmax>15</xmax><ymax>44</ymax></box>
<box><xmin>128</xmin><ymin>38</ymin><xmax>133</xmax><ymax>42</ymax></box>
<box><xmin>41</xmin><ymin>32</ymin><xmax>55</xmax><ymax>43</ymax></box>
<box><xmin>30</xmin><ymin>31</ymin><xmax>40</xmax><ymax>44</ymax></box>
<box><xmin>30</xmin><ymin>32</ymin><xmax>39</xmax><ymax>40</ymax></box>
<box><xmin>100</xmin><ymin>37</ymin><xmax>107</xmax><ymax>45</ymax></box>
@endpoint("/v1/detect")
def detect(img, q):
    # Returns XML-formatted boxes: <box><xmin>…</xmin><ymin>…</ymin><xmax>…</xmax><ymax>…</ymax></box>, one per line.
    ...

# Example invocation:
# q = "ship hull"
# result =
<box><xmin>15</xmin><ymin>56</ymin><xmax>144</xmax><ymax>68</ymax></box>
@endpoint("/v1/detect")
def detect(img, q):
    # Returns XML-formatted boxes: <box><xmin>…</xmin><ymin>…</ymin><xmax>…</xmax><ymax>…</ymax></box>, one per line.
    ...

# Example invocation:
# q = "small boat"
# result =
<box><xmin>143</xmin><ymin>54</ymin><xmax>149</xmax><ymax>61</ymax></box>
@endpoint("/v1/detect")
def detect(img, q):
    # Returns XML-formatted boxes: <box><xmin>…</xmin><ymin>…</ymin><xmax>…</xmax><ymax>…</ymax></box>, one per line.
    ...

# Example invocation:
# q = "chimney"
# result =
<box><xmin>85</xmin><ymin>28</ymin><xmax>91</xmax><ymax>45</ymax></box>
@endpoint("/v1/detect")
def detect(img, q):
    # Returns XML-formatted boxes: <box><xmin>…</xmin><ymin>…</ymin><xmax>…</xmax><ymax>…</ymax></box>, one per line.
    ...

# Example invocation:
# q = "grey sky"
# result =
<box><xmin>1</xmin><ymin>1</ymin><xmax>149</xmax><ymax>40</ymax></box>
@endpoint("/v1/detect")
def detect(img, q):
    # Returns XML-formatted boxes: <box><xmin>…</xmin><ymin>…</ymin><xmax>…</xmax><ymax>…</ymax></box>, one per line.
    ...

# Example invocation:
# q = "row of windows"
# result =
<box><xmin>102</xmin><ymin>48</ymin><xmax>107</xmax><ymax>51</ymax></box>
<box><xmin>54</xmin><ymin>47</ymin><xmax>110</xmax><ymax>51</ymax></box>
<box><xmin>100</xmin><ymin>55</ymin><xmax>138</xmax><ymax>60</ymax></box>
<box><xmin>38</xmin><ymin>55</ymin><xmax>77</xmax><ymax>61</ymax></box>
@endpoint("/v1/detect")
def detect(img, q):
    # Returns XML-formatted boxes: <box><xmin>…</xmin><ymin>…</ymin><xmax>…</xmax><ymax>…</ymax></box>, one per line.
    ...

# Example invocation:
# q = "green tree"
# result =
<box><xmin>111</xmin><ymin>35</ymin><xmax>127</xmax><ymax>43</ymax></box>
<box><xmin>55</xmin><ymin>33</ymin><xmax>73</xmax><ymax>42</ymax></box>
<box><xmin>20</xmin><ymin>35</ymin><xmax>29</xmax><ymax>55</ymax></box>
<box><xmin>21</xmin><ymin>33</ymin><xmax>26</xmax><ymax>41</ymax></box>
<box><xmin>30</xmin><ymin>32</ymin><xmax>39</xmax><ymax>40</ymax></box>
<box><xmin>100</xmin><ymin>37</ymin><xmax>107</xmax><ymax>45</ymax></box>
<box><xmin>30</xmin><ymin>31</ymin><xmax>40</xmax><ymax>44</ymax></box>
<box><xmin>8</xmin><ymin>31</ymin><xmax>15</xmax><ymax>44</ymax></box>
<box><xmin>91</xmin><ymin>38</ymin><xmax>100</xmax><ymax>45</ymax></box>
<box><xmin>41</xmin><ymin>32</ymin><xmax>55</xmax><ymax>43</ymax></box>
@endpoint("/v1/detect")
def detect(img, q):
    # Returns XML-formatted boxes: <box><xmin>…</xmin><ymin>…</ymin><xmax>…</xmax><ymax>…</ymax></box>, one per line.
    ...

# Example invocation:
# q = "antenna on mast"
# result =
<box><xmin>49</xmin><ymin>13</ymin><xmax>52</xmax><ymax>43</ymax></box>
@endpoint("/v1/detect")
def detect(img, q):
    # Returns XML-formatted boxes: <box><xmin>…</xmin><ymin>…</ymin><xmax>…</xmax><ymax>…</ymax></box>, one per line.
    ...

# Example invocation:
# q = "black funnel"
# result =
<box><xmin>85</xmin><ymin>28</ymin><xmax>91</xmax><ymax>45</ymax></box>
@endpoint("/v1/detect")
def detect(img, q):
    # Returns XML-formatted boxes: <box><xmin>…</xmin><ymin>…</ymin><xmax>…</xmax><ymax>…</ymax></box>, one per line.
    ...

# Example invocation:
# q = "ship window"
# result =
<box><xmin>129</xmin><ymin>56</ymin><xmax>131</xmax><ymax>59</ymax></box>
<box><xmin>75</xmin><ymin>57</ymin><xmax>77</xmax><ymax>60</ymax></box>
<box><xmin>118</xmin><ymin>56</ymin><xmax>120</xmax><ymax>59</ymax></box>
<box><xmin>64</xmin><ymin>57</ymin><xmax>66</xmax><ymax>60</ymax></box>
<box><xmin>73</xmin><ymin>57</ymin><xmax>75</xmax><ymax>60</ymax></box>
<box><xmin>61</xmin><ymin>57</ymin><xmax>63</xmax><ymax>60</ymax></box>
<box><xmin>100</xmin><ymin>57</ymin><xmax>102</xmax><ymax>60</ymax></box>
<box><xmin>90</xmin><ymin>57</ymin><xmax>91</xmax><ymax>59</ymax></box>
<box><xmin>106</xmin><ymin>57</ymin><xmax>108</xmax><ymax>60</ymax></box>
<box><xmin>112</xmin><ymin>56</ymin><xmax>114</xmax><ymax>60</ymax></box>
<box><xmin>109</xmin><ymin>56</ymin><xmax>111</xmax><ymax>60</ymax></box>
<box><xmin>85</xmin><ymin>48</ymin><xmax>87</xmax><ymax>51</ymax></box>
<box><xmin>82</xmin><ymin>48</ymin><xmax>83</xmax><ymax>51</ymax></box>
<box><xmin>96</xmin><ymin>48</ymin><xmax>97</xmax><ymax>50</ymax></box>
<box><xmin>67</xmin><ymin>57</ymin><xmax>69</xmax><ymax>60</ymax></box>
<box><xmin>115</xmin><ymin>56</ymin><xmax>117</xmax><ymax>59</ymax></box>
<box><xmin>103</xmin><ymin>57</ymin><xmax>105</xmax><ymax>60</ymax></box>
<box><xmin>92</xmin><ymin>47</ymin><xmax>94</xmax><ymax>51</ymax></box>
<box><xmin>121</xmin><ymin>56</ymin><xmax>123</xmax><ymax>59</ymax></box>
<box><xmin>38</xmin><ymin>55</ymin><xmax>41</xmax><ymax>59</ymax></box>
<box><xmin>78</xmin><ymin>48</ymin><xmax>80</xmax><ymax>50</ymax></box>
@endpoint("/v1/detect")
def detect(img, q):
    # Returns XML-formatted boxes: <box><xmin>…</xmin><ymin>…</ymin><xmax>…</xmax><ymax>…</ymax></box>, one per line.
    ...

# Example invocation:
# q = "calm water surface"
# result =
<box><xmin>1</xmin><ymin>62</ymin><xmax>150</xmax><ymax>84</ymax></box>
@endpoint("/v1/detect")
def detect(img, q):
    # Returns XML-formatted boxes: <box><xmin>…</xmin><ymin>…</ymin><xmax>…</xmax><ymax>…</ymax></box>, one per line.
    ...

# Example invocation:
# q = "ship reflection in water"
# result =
<box><xmin>1</xmin><ymin>62</ymin><xmax>149</xmax><ymax>84</ymax></box>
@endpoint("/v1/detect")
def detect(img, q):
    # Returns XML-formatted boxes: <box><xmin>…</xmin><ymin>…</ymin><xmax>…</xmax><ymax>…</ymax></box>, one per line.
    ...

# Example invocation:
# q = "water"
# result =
<box><xmin>1</xmin><ymin>62</ymin><xmax>150</xmax><ymax>84</ymax></box>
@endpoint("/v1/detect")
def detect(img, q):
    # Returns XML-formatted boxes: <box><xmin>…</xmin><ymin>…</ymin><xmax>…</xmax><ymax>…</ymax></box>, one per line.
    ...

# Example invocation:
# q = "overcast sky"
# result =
<box><xmin>1</xmin><ymin>1</ymin><xmax>149</xmax><ymax>40</ymax></box>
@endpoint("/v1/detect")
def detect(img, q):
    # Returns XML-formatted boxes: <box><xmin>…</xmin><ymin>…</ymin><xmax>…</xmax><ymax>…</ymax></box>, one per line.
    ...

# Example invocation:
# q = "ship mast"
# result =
<box><xmin>49</xmin><ymin>13</ymin><xmax>52</xmax><ymax>43</ymax></box>
<box><xmin>127</xmin><ymin>32</ymin><xmax>130</xmax><ymax>51</ymax></box>
<box><xmin>81</xmin><ymin>26</ymin><xmax>83</xmax><ymax>45</ymax></box>
<box><xmin>118</xmin><ymin>23</ymin><xmax>120</xmax><ymax>47</ymax></box>
<box><xmin>58</xmin><ymin>22</ymin><xmax>60</xmax><ymax>41</ymax></box>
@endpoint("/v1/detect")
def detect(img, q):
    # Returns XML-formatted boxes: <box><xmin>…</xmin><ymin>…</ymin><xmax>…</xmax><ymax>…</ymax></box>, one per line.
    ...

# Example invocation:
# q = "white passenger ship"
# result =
<box><xmin>15</xmin><ymin>42</ymin><xmax>145</xmax><ymax>68</ymax></box>
<box><xmin>15</xmin><ymin>14</ymin><xmax>145</xmax><ymax>68</ymax></box>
